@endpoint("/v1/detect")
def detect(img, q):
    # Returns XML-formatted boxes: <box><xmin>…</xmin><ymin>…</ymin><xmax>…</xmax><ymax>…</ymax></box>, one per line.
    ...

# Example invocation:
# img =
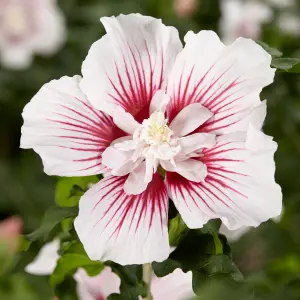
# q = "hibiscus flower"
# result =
<box><xmin>219</xmin><ymin>0</ymin><xmax>272</xmax><ymax>44</ymax></box>
<box><xmin>0</xmin><ymin>0</ymin><xmax>66</xmax><ymax>69</ymax></box>
<box><xmin>21</xmin><ymin>14</ymin><xmax>282</xmax><ymax>265</ymax></box>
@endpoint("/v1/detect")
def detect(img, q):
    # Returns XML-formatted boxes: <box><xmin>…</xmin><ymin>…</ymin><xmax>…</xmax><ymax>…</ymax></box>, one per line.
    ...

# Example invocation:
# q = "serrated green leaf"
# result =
<box><xmin>271</xmin><ymin>58</ymin><xmax>300</xmax><ymax>72</ymax></box>
<box><xmin>55</xmin><ymin>176</ymin><xmax>99</xmax><ymax>207</ymax></box>
<box><xmin>26</xmin><ymin>206</ymin><xmax>78</xmax><ymax>242</ymax></box>
<box><xmin>107</xmin><ymin>263</ymin><xmax>146</xmax><ymax>300</ymax></box>
<box><xmin>168</xmin><ymin>214</ymin><xmax>188</xmax><ymax>246</ymax></box>
<box><xmin>257</xmin><ymin>41</ymin><xmax>283</xmax><ymax>57</ymax></box>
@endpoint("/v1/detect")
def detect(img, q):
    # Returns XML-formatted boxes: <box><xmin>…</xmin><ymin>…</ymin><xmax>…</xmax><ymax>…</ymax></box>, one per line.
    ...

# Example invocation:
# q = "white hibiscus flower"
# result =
<box><xmin>21</xmin><ymin>14</ymin><xmax>282</xmax><ymax>265</ymax></box>
<box><xmin>220</xmin><ymin>0</ymin><xmax>272</xmax><ymax>44</ymax></box>
<box><xmin>0</xmin><ymin>0</ymin><xmax>66</xmax><ymax>69</ymax></box>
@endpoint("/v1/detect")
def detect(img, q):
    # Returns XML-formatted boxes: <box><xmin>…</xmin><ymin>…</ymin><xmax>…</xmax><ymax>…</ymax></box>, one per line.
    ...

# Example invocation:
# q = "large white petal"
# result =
<box><xmin>80</xmin><ymin>14</ymin><xmax>182</xmax><ymax>120</ymax></box>
<box><xmin>74</xmin><ymin>174</ymin><xmax>169</xmax><ymax>265</ymax></box>
<box><xmin>25</xmin><ymin>239</ymin><xmax>60</xmax><ymax>275</ymax></box>
<box><xmin>166</xmin><ymin>31</ymin><xmax>275</xmax><ymax>134</ymax></box>
<box><xmin>166</xmin><ymin>125</ymin><xmax>282</xmax><ymax>229</ymax></box>
<box><xmin>21</xmin><ymin>76</ymin><xmax>125</xmax><ymax>176</ymax></box>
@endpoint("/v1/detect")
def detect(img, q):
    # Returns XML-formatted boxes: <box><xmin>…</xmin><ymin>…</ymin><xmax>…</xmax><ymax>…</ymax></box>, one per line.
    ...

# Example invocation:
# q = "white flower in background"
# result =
<box><xmin>220</xmin><ymin>206</ymin><xmax>284</xmax><ymax>242</ymax></box>
<box><xmin>278</xmin><ymin>13</ymin><xmax>300</xmax><ymax>37</ymax></box>
<box><xmin>220</xmin><ymin>0</ymin><xmax>272</xmax><ymax>44</ymax></box>
<box><xmin>0</xmin><ymin>0</ymin><xmax>66</xmax><ymax>69</ymax></box>
<box><xmin>26</xmin><ymin>240</ymin><xmax>195</xmax><ymax>300</ymax></box>
<box><xmin>174</xmin><ymin>0</ymin><xmax>198</xmax><ymax>18</ymax></box>
<box><xmin>21</xmin><ymin>14</ymin><xmax>282</xmax><ymax>265</ymax></box>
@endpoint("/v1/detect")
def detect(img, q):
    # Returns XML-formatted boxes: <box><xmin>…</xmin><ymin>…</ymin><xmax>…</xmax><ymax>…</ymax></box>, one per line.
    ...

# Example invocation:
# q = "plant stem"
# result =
<box><xmin>142</xmin><ymin>263</ymin><xmax>153</xmax><ymax>300</ymax></box>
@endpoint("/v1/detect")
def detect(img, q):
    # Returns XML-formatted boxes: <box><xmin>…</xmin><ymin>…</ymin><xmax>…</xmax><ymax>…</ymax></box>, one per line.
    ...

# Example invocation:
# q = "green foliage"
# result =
<box><xmin>55</xmin><ymin>176</ymin><xmax>99</xmax><ymax>207</ymax></box>
<box><xmin>50</xmin><ymin>241</ymin><xmax>104</xmax><ymax>289</ymax></box>
<box><xmin>271</xmin><ymin>58</ymin><xmax>300</xmax><ymax>72</ymax></box>
<box><xmin>26</xmin><ymin>206</ymin><xmax>78</xmax><ymax>242</ymax></box>
<box><xmin>168</xmin><ymin>214</ymin><xmax>188</xmax><ymax>246</ymax></box>
<box><xmin>107</xmin><ymin>263</ymin><xmax>146</xmax><ymax>300</ymax></box>
<box><xmin>153</xmin><ymin>230</ymin><xmax>243</xmax><ymax>295</ymax></box>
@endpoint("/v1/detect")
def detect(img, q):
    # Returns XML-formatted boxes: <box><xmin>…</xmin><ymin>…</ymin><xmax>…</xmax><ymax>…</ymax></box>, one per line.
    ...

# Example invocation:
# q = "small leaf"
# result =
<box><xmin>50</xmin><ymin>241</ymin><xmax>104</xmax><ymax>288</ymax></box>
<box><xmin>107</xmin><ymin>263</ymin><xmax>146</xmax><ymax>300</ymax></box>
<box><xmin>256</xmin><ymin>41</ymin><xmax>283</xmax><ymax>57</ymax></box>
<box><xmin>271</xmin><ymin>58</ymin><xmax>300</xmax><ymax>72</ymax></box>
<box><xmin>55</xmin><ymin>176</ymin><xmax>99</xmax><ymax>207</ymax></box>
<box><xmin>168</xmin><ymin>214</ymin><xmax>188</xmax><ymax>246</ymax></box>
<box><xmin>26</xmin><ymin>206</ymin><xmax>78</xmax><ymax>242</ymax></box>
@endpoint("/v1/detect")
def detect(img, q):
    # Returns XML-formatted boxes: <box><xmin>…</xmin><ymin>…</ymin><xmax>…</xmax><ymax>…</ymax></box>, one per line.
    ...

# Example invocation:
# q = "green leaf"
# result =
<box><xmin>26</xmin><ymin>206</ymin><xmax>78</xmax><ymax>242</ymax></box>
<box><xmin>168</xmin><ymin>214</ymin><xmax>188</xmax><ymax>246</ymax></box>
<box><xmin>18</xmin><ymin>236</ymin><xmax>31</xmax><ymax>252</ymax></box>
<box><xmin>271</xmin><ymin>58</ymin><xmax>300</xmax><ymax>72</ymax></box>
<box><xmin>107</xmin><ymin>263</ymin><xmax>146</xmax><ymax>300</ymax></box>
<box><xmin>256</xmin><ymin>41</ymin><xmax>283</xmax><ymax>57</ymax></box>
<box><xmin>55</xmin><ymin>176</ymin><xmax>99</xmax><ymax>207</ymax></box>
<box><xmin>153</xmin><ymin>230</ymin><xmax>243</xmax><ymax>295</ymax></box>
<box><xmin>50</xmin><ymin>241</ymin><xmax>104</xmax><ymax>288</ymax></box>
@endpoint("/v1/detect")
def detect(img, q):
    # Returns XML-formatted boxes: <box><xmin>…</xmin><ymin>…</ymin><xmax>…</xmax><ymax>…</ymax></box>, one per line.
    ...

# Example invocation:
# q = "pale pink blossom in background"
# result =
<box><xmin>220</xmin><ymin>0</ymin><xmax>272</xmax><ymax>44</ymax></box>
<box><xmin>0</xmin><ymin>216</ymin><xmax>22</xmax><ymax>252</ymax></box>
<box><xmin>0</xmin><ymin>0</ymin><xmax>66</xmax><ymax>69</ymax></box>
<box><xmin>26</xmin><ymin>240</ymin><xmax>195</xmax><ymax>300</ymax></box>
<box><xmin>174</xmin><ymin>0</ymin><xmax>198</xmax><ymax>18</ymax></box>
<box><xmin>278</xmin><ymin>13</ymin><xmax>300</xmax><ymax>37</ymax></box>
<box><xmin>21</xmin><ymin>14</ymin><xmax>282</xmax><ymax>266</ymax></box>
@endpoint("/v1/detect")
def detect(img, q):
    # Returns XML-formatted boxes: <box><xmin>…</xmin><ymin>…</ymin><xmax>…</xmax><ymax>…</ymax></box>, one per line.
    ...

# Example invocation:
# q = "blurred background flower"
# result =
<box><xmin>0</xmin><ymin>0</ymin><xmax>66</xmax><ymax>69</ymax></box>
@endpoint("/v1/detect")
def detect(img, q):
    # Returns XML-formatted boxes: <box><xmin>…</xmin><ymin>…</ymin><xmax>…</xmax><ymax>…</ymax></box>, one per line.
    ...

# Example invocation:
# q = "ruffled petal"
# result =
<box><xmin>169</xmin><ymin>103</ymin><xmax>213</xmax><ymax>137</ymax></box>
<box><xmin>21</xmin><ymin>76</ymin><xmax>124</xmax><ymax>176</ymax></box>
<box><xmin>166</xmin><ymin>125</ymin><xmax>282</xmax><ymax>229</ymax></box>
<box><xmin>161</xmin><ymin>159</ymin><xmax>207</xmax><ymax>182</ymax></box>
<box><xmin>74</xmin><ymin>174</ymin><xmax>169</xmax><ymax>265</ymax></box>
<box><xmin>81</xmin><ymin>14</ymin><xmax>182</xmax><ymax>121</ymax></box>
<box><xmin>166</xmin><ymin>31</ymin><xmax>275</xmax><ymax>134</ymax></box>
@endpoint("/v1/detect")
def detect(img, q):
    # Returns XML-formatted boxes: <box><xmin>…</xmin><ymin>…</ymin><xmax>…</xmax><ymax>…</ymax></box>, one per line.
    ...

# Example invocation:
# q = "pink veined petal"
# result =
<box><xmin>166</xmin><ymin>125</ymin><xmax>282</xmax><ymax>230</ymax></box>
<box><xmin>20</xmin><ymin>75</ymin><xmax>125</xmax><ymax>176</ymax></box>
<box><xmin>169</xmin><ymin>103</ymin><xmax>213</xmax><ymax>137</ymax></box>
<box><xmin>113</xmin><ymin>106</ymin><xmax>141</xmax><ymax>134</ymax></box>
<box><xmin>151</xmin><ymin>269</ymin><xmax>195</xmax><ymax>300</ymax></box>
<box><xmin>178</xmin><ymin>133</ymin><xmax>216</xmax><ymax>155</ymax></box>
<box><xmin>74</xmin><ymin>174</ymin><xmax>169</xmax><ymax>265</ymax></box>
<box><xmin>81</xmin><ymin>14</ymin><xmax>182</xmax><ymax>122</ymax></box>
<box><xmin>166</xmin><ymin>31</ymin><xmax>275</xmax><ymax>134</ymax></box>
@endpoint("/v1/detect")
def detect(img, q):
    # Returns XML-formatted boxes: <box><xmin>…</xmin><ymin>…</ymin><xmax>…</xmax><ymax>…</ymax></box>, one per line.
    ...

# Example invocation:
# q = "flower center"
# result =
<box><xmin>139</xmin><ymin>111</ymin><xmax>174</xmax><ymax>146</ymax></box>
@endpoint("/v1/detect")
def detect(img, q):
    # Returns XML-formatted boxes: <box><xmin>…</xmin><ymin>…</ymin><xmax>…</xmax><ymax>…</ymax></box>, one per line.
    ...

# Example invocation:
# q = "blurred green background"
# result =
<box><xmin>1</xmin><ymin>0</ymin><xmax>300</xmax><ymax>299</ymax></box>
